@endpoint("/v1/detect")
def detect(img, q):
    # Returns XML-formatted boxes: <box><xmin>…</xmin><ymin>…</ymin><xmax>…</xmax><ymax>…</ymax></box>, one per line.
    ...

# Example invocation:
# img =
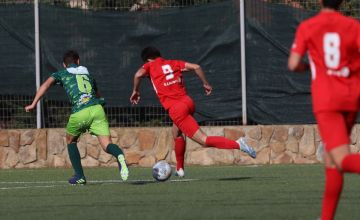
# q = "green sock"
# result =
<box><xmin>67</xmin><ymin>143</ymin><xmax>84</xmax><ymax>177</ymax></box>
<box><xmin>106</xmin><ymin>144</ymin><xmax>124</xmax><ymax>158</ymax></box>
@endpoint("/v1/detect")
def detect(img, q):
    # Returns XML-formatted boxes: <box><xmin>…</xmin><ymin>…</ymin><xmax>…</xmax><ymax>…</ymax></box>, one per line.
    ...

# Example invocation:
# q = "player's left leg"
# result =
<box><xmin>316</xmin><ymin>111</ymin><xmax>357</xmax><ymax>220</ymax></box>
<box><xmin>66</xmin><ymin>134</ymin><xmax>87</xmax><ymax>185</ymax></box>
<box><xmin>66</xmin><ymin>110</ymin><xmax>89</xmax><ymax>185</ymax></box>
<box><xmin>89</xmin><ymin>105</ymin><xmax>128</xmax><ymax>181</ymax></box>
<box><xmin>172</xmin><ymin>125</ymin><xmax>186</xmax><ymax>177</ymax></box>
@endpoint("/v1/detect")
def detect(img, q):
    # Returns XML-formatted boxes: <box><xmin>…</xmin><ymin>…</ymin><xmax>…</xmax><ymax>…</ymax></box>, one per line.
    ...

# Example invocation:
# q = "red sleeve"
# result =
<box><xmin>176</xmin><ymin>60</ymin><xmax>186</xmax><ymax>71</ymax></box>
<box><xmin>357</xmin><ymin>22</ymin><xmax>360</xmax><ymax>51</ymax></box>
<box><xmin>142</xmin><ymin>63</ymin><xmax>150</xmax><ymax>74</ymax></box>
<box><xmin>291</xmin><ymin>22</ymin><xmax>308</xmax><ymax>56</ymax></box>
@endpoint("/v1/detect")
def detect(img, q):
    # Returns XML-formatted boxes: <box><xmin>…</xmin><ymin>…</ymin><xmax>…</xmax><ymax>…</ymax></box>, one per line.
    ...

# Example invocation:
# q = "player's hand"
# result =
<box><xmin>203</xmin><ymin>83</ymin><xmax>212</xmax><ymax>96</ymax></box>
<box><xmin>130</xmin><ymin>91</ymin><xmax>141</xmax><ymax>105</ymax></box>
<box><xmin>25</xmin><ymin>104</ymin><xmax>36</xmax><ymax>112</ymax></box>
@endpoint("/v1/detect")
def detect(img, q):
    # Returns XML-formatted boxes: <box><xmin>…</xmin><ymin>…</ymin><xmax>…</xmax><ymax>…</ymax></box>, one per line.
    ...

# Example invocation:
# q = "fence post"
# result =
<box><xmin>240</xmin><ymin>0</ymin><xmax>247</xmax><ymax>125</ymax></box>
<box><xmin>34</xmin><ymin>0</ymin><xmax>41</xmax><ymax>128</ymax></box>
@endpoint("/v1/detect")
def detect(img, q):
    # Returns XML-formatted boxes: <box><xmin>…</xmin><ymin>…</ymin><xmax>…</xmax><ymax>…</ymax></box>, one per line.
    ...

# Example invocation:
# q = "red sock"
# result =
<box><xmin>341</xmin><ymin>154</ymin><xmax>360</xmax><ymax>173</ymax></box>
<box><xmin>205</xmin><ymin>136</ymin><xmax>239</xmax><ymax>149</ymax></box>
<box><xmin>174</xmin><ymin>137</ymin><xmax>186</xmax><ymax>170</ymax></box>
<box><xmin>321</xmin><ymin>168</ymin><xmax>343</xmax><ymax>220</ymax></box>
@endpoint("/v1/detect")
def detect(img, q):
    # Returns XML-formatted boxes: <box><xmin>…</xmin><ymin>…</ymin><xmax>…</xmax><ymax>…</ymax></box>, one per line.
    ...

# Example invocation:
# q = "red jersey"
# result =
<box><xmin>291</xmin><ymin>11</ymin><xmax>360</xmax><ymax>112</ymax></box>
<box><xmin>142</xmin><ymin>57</ymin><xmax>188</xmax><ymax>109</ymax></box>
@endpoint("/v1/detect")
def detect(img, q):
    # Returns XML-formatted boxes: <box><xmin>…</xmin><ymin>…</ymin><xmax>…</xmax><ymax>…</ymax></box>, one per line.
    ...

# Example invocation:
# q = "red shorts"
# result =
<box><xmin>315</xmin><ymin>111</ymin><xmax>358</xmax><ymax>151</ymax></box>
<box><xmin>167</xmin><ymin>96</ymin><xmax>199</xmax><ymax>138</ymax></box>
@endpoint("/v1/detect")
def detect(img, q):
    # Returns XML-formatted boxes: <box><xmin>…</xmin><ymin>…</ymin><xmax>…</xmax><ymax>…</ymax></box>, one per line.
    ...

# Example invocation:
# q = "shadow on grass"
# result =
<box><xmin>130</xmin><ymin>180</ymin><xmax>157</xmax><ymax>185</ymax></box>
<box><xmin>217</xmin><ymin>176</ymin><xmax>280</xmax><ymax>182</ymax></box>
<box><xmin>218</xmin><ymin>177</ymin><xmax>252</xmax><ymax>181</ymax></box>
<box><xmin>85</xmin><ymin>179</ymin><xmax>157</xmax><ymax>186</ymax></box>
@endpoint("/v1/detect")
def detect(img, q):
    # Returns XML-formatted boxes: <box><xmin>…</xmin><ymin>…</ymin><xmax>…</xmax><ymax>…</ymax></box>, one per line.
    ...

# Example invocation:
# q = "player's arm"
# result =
<box><xmin>92</xmin><ymin>78</ymin><xmax>102</xmax><ymax>98</ymax></box>
<box><xmin>130</xmin><ymin>67</ymin><xmax>147</xmax><ymax>105</ymax></box>
<box><xmin>288</xmin><ymin>23</ymin><xmax>310</xmax><ymax>72</ymax></box>
<box><xmin>288</xmin><ymin>52</ymin><xmax>310</xmax><ymax>72</ymax></box>
<box><xmin>25</xmin><ymin>77</ymin><xmax>56</xmax><ymax>112</ymax></box>
<box><xmin>95</xmin><ymin>90</ymin><xmax>102</xmax><ymax>98</ymax></box>
<box><xmin>184</xmin><ymin>62</ymin><xmax>212</xmax><ymax>96</ymax></box>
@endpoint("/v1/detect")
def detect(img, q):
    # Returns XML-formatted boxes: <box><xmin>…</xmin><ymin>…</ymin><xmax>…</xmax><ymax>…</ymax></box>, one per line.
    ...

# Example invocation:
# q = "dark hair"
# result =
<box><xmin>141</xmin><ymin>47</ymin><xmax>161</xmax><ymax>62</ymax></box>
<box><xmin>63</xmin><ymin>50</ymin><xmax>80</xmax><ymax>66</ymax></box>
<box><xmin>322</xmin><ymin>0</ymin><xmax>343</xmax><ymax>10</ymax></box>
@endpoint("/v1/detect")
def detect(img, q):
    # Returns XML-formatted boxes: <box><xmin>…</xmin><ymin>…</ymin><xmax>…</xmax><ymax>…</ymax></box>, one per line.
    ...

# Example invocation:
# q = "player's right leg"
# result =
<box><xmin>320</xmin><ymin>151</ymin><xmax>343</xmax><ymax>220</ymax></box>
<box><xmin>190</xmin><ymin>129</ymin><xmax>255</xmax><ymax>158</ymax></box>
<box><xmin>168</xmin><ymin>101</ymin><xmax>256</xmax><ymax>158</ymax></box>
<box><xmin>89</xmin><ymin>104</ymin><xmax>128</xmax><ymax>181</ymax></box>
<box><xmin>172</xmin><ymin>125</ymin><xmax>186</xmax><ymax>177</ymax></box>
<box><xmin>97</xmin><ymin>136</ymin><xmax>129</xmax><ymax>181</ymax></box>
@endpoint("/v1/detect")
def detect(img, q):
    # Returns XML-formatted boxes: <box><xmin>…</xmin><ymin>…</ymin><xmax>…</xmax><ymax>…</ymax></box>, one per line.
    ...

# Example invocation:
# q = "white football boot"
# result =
<box><xmin>175</xmin><ymin>168</ymin><xmax>185</xmax><ymax>178</ymax></box>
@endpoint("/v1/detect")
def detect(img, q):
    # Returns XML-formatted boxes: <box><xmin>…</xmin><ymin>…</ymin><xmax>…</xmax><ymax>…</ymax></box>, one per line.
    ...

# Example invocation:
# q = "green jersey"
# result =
<box><xmin>51</xmin><ymin>64</ymin><xmax>104</xmax><ymax>113</ymax></box>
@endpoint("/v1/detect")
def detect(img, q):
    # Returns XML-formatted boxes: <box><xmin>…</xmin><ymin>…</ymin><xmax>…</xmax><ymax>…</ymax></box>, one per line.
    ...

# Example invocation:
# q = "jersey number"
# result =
<box><xmin>76</xmin><ymin>75</ymin><xmax>92</xmax><ymax>93</ymax></box>
<box><xmin>323</xmin><ymin>33</ymin><xmax>340</xmax><ymax>69</ymax></box>
<box><xmin>161</xmin><ymin>65</ymin><xmax>174</xmax><ymax>80</ymax></box>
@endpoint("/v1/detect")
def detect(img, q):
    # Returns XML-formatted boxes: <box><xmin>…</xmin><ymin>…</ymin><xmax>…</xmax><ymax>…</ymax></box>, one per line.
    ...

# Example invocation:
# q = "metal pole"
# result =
<box><xmin>240</xmin><ymin>0</ymin><xmax>247</xmax><ymax>125</ymax></box>
<box><xmin>34</xmin><ymin>0</ymin><xmax>41</xmax><ymax>128</ymax></box>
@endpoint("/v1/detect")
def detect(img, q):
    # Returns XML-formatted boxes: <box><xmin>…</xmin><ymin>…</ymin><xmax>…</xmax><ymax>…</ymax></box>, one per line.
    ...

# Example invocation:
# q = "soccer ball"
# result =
<box><xmin>152</xmin><ymin>160</ymin><xmax>172</xmax><ymax>182</ymax></box>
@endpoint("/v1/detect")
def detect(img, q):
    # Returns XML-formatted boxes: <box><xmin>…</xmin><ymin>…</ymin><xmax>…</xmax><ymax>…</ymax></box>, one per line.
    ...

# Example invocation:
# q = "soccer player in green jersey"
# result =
<box><xmin>25</xmin><ymin>50</ymin><xmax>129</xmax><ymax>185</ymax></box>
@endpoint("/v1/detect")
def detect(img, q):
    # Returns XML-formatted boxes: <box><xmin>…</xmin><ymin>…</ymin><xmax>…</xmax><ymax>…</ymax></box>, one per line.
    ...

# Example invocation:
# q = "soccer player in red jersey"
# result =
<box><xmin>130</xmin><ymin>47</ymin><xmax>256</xmax><ymax>177</ymax></box>
<box><xmin>288</xmin><ymin>0</ymin><xmax>360</xmax><ymax>219</ymax></box>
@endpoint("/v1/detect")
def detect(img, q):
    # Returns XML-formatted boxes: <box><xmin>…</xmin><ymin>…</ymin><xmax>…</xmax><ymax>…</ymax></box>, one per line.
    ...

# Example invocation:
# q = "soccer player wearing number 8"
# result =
<box><xmin>288</xmin><ymin>0</ymin><xmax>360</xmax><ymax>219</ymax></box>
<box><xmin>130</xmin><ymin>47</ymin><xmax>256</xmax><ymax>177</ymax></box>
<box><xmin>25</xmin><ymin>50</ymin><xmax>129</xmax><ymax>184</ymax></box>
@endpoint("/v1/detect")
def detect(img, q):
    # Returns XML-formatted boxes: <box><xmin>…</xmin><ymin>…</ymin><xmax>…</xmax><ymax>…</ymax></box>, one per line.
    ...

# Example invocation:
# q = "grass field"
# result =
<box><xmin>0</xmin><ymin>164</ymin><xmax>359</xmax><ymax>220</ymax></box>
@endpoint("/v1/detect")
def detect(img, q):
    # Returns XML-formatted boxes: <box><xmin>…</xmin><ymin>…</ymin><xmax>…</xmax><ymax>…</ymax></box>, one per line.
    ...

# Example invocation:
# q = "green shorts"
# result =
<box><xmin>66</xmin><ymin>104</ymin><xmax>110</xmax><ymax>137</ymax></box>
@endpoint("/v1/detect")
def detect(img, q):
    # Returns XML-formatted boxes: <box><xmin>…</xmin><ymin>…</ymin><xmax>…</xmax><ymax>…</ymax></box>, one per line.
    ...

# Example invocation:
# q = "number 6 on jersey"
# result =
<box><xmin>76</xmin><ymin>75</ymin><xmax>92</xmax><ymax>93</ymax></box>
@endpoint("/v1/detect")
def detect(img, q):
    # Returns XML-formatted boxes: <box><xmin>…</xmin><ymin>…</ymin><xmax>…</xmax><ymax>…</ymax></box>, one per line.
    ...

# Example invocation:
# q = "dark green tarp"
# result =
<box><xmin>2</xmin><ymin>1</ymin><xmax>356</xmax><ymax>124</ymax></box>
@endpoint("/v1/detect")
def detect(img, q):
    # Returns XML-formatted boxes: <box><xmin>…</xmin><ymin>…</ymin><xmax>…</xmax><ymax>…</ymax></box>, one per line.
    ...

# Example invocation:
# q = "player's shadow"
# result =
<box><xmin>87</xmin><ymin>180</ymin><xmax>157</xmax><ymax>186</ymax></box>
<box><xmin>129</xmin><ymin>180</ymin><xmax>157</xmax><ymax>185</ymax></box>
<box><xmin>217</xmin><ymin>177</ymin><xmax>252</xmax><ymax>181</ymax></box>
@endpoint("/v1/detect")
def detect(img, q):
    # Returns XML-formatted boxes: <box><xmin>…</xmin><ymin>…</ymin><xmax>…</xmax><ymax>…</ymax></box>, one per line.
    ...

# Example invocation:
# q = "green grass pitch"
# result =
<box><xmin>0</xmin><ymin>164</ymin><xmax>359</xmax><ymax>220</ymax></box>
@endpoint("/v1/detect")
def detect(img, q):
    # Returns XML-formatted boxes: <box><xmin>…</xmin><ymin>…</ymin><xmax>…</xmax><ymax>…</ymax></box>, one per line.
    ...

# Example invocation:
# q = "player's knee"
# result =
<box><xmin>335</xmin><ymin>156</ymin><xmax>347</xmax><ymax>171</ymax></box>
<box><xmin>172</xmin><ymin>125</ymin><xmax>182</xmax><ymax>138</ymax></box>
<box><xmin>329</xmin><ymin>146</ymin><xmax>350</xmax><ymax>171</ymax></box>
<box><xmin>66</xmin><ymin>135</ymin><xmax>78</xmax><ymax>145</ymax></box>
<box><xmin>191</xmin><ymin>129</ymin><xmax>206</xmax><ymax>145</ymax></box>
<box><xmin>97</xmin><ymin>136</ymin><xmax>112</xmax><ymax>150</ymax></box>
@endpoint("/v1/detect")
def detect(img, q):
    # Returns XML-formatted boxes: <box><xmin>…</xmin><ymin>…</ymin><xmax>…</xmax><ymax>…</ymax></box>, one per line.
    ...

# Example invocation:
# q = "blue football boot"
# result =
<box><xmin>236</xmin><ymin>137</ymin><xmax>257</xmax><ymax>158</ymax></box>
<box><xmin>68</xmin><ymin>175</ymin><xmax>86</xmax><ymax>185</ymax></box>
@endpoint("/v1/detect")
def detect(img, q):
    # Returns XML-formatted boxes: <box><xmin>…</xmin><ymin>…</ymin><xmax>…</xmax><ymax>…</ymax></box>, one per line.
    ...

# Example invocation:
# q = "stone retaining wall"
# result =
<box><xmin>1</xmin><ymin>125</ymin><xmax>359</xmax><ymax>169</ymax></box>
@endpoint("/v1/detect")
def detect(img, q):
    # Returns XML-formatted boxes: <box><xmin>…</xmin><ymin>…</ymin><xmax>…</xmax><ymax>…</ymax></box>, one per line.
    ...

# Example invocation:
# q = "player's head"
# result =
<box><xmin>63</xmin><ymin>50</ymin><xmax>80</xmax><ymax>67</ymax></box>
<box><xmin>141</xmin><ymin>47</ymin><xmax>161</xmax><ymax>62</ymax></box>
<box><xmin>321</xmin><ymin>0</ymin><xmax>343</xmax><ymax>10</ymax></box>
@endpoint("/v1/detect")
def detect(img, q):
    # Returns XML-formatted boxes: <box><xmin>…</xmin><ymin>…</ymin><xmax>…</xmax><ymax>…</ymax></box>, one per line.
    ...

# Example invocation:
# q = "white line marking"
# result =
<box><xmin>0</xmin><ymin>181</ymin><xmax>67</xmax><ymax>184</ymax></box>
<box><xmin>0</xmin><ymin>179</ymin><xmax>198</xmax><ymax>184</ymax></box>
<box><xmin>0</xmin><ymin>185</ymin><xmax>59</xmax><ymax>190</ymax></box>
<box><xmin>0</xmin><ymin>178</ymin><xmax>199</xmax><ymax>190</ymax></box>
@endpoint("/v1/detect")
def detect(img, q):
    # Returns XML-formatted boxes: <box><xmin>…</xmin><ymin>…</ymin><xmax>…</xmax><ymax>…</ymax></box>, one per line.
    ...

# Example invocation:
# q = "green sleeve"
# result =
<box><xmin>50</xmin><ymin>71</ymin><xmax>62</xmax><ymax>85</ymax></box>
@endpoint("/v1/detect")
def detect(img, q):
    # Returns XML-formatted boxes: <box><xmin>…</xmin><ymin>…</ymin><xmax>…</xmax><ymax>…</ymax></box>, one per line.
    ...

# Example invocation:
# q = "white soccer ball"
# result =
<box><xmin>152</xmin><ymin>160</ymin><xmax>172</xmax><ymax>182</ymax></box>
